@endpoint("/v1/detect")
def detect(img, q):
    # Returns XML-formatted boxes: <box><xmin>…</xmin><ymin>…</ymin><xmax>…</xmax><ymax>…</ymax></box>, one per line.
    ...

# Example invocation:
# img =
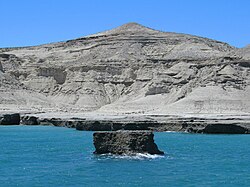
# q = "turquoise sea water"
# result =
<box><xmin>0</xmin><ymin>126</ymin><xmax>250</xmax><ymax>187</ymax></box>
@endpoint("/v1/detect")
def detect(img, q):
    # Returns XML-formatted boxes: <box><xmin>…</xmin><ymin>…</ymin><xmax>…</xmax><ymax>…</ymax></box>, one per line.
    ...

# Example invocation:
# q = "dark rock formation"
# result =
<box><xmin>20</xmin><ymin>115</ymin><xmax>167</xmax><ymax>131</ymax></box>
<box><xmin>186</xmin><ymin>123</ymin><xmax>249</xmax><ymax>134</ymax></box>
<box><xmin>202</xmin><ymin>124</ymin><xmax>248</xmax><ymax>134</ymax></box>
<box><xmin>39</xmin><ymin>118</ymin><xmax>77</xmax><ymax>128</ymax></box>
<box><xmin>76</xmin><ymin>120</ymin><xmax>162</xmax><ymax>131</ymax></box>
<box><xmin>0</xmin><ymin>113</ymin><xmax>20</xmax><ymax>125</ymax></box>
<box><xmin>17</xmin><ymin>114</ymin><xmax>250</xmax><ymax>134</ymax></box>
<box><xmin>21</xmin><ymin>116</ymin><xmax>39</xmax><ymax>125</ymax></box>
<box><xmin>93</xmin><ymin>131</ymin><xmax>164</xmax><ymax>155</ymax></box>
<box><xmin>76</xmin><ymin>120</ymin><xmax>112</xmax><ymax>131</ymax></box>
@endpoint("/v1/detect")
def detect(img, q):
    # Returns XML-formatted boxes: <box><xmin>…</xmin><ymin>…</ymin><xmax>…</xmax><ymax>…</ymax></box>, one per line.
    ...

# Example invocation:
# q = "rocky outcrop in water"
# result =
<box><xmin>93</xmin><ymin>131</ymin><xmax>164</xmax><ymax>155</ymax></box>
<box><xmin>0</xmin><ymin>113</ymin><xmax>20</xmax><ymax>125</ymax></box>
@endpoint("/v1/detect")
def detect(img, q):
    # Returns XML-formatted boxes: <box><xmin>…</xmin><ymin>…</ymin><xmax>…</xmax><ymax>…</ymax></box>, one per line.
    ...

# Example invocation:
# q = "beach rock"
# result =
<box><xmin>0</xmin><ymin>113</ymin><xmax>20</xmax><ymax>125</ymax></box>
<box><xmin>202</xmin><ymin>124</ymin><xmax>248</xmax><ymax>134</ymax></box>
<box><xmin>21</xmin><ymin>116</ymin><xmax>39</xmax><ymax>125</ymax></box>
<box><xmin>93</xmin><ymin>131</ymin><xmax>164</xmax><ymax>155</ymax></box>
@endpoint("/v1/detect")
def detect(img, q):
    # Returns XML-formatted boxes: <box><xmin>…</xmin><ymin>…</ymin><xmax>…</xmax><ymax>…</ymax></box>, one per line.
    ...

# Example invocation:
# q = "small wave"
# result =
<box><xmin>94</xmin><ymin>153</ymin><xmax>165</xmax><ymax>160</ymax></box>
<box><xmin>133</xmin><ymin>153</ymin><xmax>165</xmax><ymax>160</ymax></box>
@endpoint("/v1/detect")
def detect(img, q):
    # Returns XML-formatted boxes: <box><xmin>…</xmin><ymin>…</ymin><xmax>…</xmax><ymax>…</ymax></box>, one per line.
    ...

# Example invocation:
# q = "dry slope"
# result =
<box><xmin>0</xmin><ymin>23</ymin><xmax>249</xmax><ymax>114</ymax></box>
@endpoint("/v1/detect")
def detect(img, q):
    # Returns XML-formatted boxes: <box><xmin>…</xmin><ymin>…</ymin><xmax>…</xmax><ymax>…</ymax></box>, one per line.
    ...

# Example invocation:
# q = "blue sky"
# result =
<box><xmin>0</xmin><ymin>0</ymin><xmax>249</xmax><ymax>48</ymax></box>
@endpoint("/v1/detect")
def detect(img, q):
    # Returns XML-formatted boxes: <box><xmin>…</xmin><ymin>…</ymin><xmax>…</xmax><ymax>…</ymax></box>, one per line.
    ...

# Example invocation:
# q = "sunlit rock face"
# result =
<box><xmin>0</xmin><ymin>23</ymin><xmax>249</xmax><ymax>114</ymax></box>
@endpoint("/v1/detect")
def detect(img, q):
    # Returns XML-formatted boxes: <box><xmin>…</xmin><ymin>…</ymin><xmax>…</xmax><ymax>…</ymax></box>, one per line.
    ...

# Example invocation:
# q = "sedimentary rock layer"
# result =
<box><xmin>19</xmin><ymin>114</ymin><xmax>250</xmax><ymax>134</ymax></box>
<box><xmin>0</xmin><ymin>23</ymin><xmax>249</xmax><ymax>115</ymax></box>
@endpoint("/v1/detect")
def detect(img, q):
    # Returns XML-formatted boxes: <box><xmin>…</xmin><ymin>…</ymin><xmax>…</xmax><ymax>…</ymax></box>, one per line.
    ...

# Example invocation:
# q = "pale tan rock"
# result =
<box><xmin>0</xmin><ymin>23</ymin><xmax>249</xmax><ymax>115</ymax></box>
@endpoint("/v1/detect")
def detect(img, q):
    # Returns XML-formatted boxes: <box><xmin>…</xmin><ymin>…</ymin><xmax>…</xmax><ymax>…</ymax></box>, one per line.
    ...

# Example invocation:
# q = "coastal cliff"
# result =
<box><xmin>0</xmin><ymin>23</ymin><xmax>249</xmax><ymax>115</ymax></box>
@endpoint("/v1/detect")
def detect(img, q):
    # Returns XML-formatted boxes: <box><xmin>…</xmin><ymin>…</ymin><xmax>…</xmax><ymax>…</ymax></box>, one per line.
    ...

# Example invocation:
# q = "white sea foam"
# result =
<box><xmin>133</xmin><ymin>153</ymin><xmax>165</xmax><ymax>160</ymax></box>
<box><xmin>95</xmin><ymin>153</ymin><xmax>165</xmax><ymax>160</ymax></box>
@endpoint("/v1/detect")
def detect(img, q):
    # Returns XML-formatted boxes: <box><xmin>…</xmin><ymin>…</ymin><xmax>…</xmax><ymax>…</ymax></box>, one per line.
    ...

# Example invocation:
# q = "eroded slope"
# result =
<box><xmin>0</xmin><ymin>23</ymin><xmax>249</xmax><ymax>114</ymax></box>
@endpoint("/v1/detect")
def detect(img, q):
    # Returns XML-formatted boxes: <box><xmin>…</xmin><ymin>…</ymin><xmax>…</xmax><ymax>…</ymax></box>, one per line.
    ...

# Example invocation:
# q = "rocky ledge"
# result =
<box><xmin>1</xmin><ymin>113</ymin><xmax>249</xmax><ymax>134</ymax></box>
<box><xmin>187</xmin><ymin>123</ymin><xmax>249</xmax><ymax>134</ymax></box>
<box><xmin>0</xmin><ymin>113</ymin><xmax>20</xmax><ymax>125</ymax></box>
<box><xmin>93</xmin><ymin>131</ymin><xmax>164</xmax><ymax>155</ymax></box>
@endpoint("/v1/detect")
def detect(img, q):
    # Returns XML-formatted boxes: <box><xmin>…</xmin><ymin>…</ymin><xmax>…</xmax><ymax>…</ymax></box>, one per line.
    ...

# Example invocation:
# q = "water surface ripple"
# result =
<box><xmin>0</xmin><ymin>126</ymin><xmax>249</xmax><ymax>187</ymax></box>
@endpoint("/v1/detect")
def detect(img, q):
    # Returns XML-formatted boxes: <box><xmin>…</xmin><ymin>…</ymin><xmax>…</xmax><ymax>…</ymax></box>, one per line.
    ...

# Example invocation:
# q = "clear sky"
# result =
<box><xmin>0</xmin><ymin>0</ymin><xmax>249</xmax><ymax>48</ymax></box>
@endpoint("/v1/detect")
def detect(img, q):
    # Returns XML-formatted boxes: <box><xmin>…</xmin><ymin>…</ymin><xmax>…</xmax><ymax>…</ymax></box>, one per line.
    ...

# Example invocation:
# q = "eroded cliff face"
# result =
<box><xmin>0</xmin><ymin>23</ymin><xmax>249</xmax><ymax>114</ymax></box>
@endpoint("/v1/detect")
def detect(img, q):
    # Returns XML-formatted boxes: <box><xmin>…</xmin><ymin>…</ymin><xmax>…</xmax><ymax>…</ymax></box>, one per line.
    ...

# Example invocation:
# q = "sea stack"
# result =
<box><xmin>93</xmin><ymin>131</ymin><xmax>164</xmax><ymax>155</ymax></box>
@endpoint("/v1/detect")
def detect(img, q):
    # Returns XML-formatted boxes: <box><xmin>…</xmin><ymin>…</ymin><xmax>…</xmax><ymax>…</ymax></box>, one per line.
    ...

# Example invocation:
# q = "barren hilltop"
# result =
<box><xmin>0</xmin><ymin>22</ymin><xmax>249</xmax><ymax>116</ymax></box>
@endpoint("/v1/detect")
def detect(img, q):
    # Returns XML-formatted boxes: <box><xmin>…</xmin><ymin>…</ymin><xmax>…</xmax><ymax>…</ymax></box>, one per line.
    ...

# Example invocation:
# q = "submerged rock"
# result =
<box><xmin>93</xmin><ymin>131</ymin><xmax>164</xmax><ymax>155</ymax></box>
<box><xmin>0</xmin><ymin>113</ymin><xmax>20</xmax><ymax>125</ymax></box>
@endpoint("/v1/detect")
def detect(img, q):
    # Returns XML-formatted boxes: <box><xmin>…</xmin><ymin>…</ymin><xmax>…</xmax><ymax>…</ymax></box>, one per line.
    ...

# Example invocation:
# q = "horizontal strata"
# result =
<box><xmin>1</xmin><ymin>113</ymin><xmax>250</xmax><ymax>134</ymax></box>
<box><xmin>0</xmin><ymin>22</ymin><xmax>249</xmax><ymax>115</ymax></box>
<box><xmin>0</xmin><ymin>112</ymin><xmax>249</xmax><ymax>134</ymax></box>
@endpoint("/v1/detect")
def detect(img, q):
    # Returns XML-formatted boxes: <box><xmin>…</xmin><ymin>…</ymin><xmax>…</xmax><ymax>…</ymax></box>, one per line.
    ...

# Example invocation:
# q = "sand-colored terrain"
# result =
<box><xmin>0</xmin><ymin>23</ymin><xmax>249</xmax><ymax>118</ymax></box>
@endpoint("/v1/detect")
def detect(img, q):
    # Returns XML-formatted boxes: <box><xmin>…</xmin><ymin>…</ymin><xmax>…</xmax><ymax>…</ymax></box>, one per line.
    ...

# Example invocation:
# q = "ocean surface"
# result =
<box><xmin>0</xmin><ymin>126</ymin><xmax>249</xmax><ymax>187</ymax></box>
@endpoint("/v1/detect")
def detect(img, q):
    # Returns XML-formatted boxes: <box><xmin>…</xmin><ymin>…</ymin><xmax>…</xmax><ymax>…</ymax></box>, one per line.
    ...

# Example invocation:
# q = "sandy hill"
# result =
<box><xmin>0</xmin><ymin>23</ymin><xmax>249</xmax><ymax>115</ymax></box>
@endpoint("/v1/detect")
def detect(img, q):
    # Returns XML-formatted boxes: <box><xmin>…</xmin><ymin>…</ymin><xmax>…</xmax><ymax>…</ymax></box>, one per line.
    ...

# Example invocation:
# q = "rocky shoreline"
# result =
<box><xmin>1</xmin><ymin>113</ymin><xmax>250</xmax><ymax>134</ymax></box>
<box><xmin>0</xmin><ymin>113</ymin><xmax>20</xmax><ymax>125</ymax></box>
